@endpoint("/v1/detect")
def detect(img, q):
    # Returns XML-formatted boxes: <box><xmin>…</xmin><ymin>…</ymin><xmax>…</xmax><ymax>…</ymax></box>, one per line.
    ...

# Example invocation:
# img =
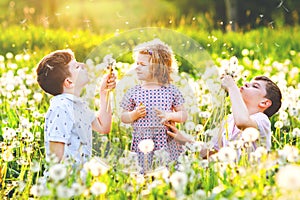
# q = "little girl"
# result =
<box><xmin>120</xmin><ymin>39</ymin><xmax>188</xmax><ymax>173</ymax></box>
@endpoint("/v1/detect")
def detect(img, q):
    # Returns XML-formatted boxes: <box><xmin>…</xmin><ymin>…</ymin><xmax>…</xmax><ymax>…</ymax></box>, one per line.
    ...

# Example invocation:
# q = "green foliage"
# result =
<box><xmin>0</xmin><ymin>24</ymin><xmax>299</xmax><ymax>199</ymax></box>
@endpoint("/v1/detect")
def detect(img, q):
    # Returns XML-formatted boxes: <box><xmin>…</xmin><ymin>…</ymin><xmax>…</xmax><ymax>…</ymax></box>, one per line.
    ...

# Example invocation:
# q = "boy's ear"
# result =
<box><xmin>63</xmin><ymin>78</ymin><xmax>73</xmax><ymax>88</ymax></box>
<box><xmin>259</xmin><ymin>99</ymin><xmax>272</xmax><ymax>108</ymax></box>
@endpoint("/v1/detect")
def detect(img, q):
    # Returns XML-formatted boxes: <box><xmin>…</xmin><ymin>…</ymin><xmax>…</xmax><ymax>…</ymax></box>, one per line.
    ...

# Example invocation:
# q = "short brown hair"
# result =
<box><xmin>254</xmin><ymin>76</ymin><xmax>282</xmax><ymax>117</ymax></box>
<box><xmin>135</xmin><ymin>39</ymin><xmax>174</xmax><ymax>85</ymax></box>
<box><xmin>36</xmin><ymin>50</ymin><xmax>74</xmax><ymax>95</ymax></box>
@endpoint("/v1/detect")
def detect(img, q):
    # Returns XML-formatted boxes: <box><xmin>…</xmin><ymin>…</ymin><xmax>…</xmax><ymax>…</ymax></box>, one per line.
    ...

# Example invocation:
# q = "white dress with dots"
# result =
<box><xmin>120</xmin><ymin>84</ymin><xmax>185</xmax><ymax>172</ymax></box>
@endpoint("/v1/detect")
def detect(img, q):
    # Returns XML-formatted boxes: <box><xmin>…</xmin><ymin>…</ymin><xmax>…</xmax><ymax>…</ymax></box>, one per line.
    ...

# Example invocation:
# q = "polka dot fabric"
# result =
<box><xmin>120</xmin><ymin>84</ymin><xmax>185</xmax><ymax>170</ymax></box>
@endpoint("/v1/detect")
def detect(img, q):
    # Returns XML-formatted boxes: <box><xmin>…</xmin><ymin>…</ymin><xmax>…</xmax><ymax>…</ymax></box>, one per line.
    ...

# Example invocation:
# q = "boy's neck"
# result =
<box><xmin>246</xmin><ymin>105</ymin><xmax>265</xmax><ymax>115</ymax></box>
<box><xmin>63</xmin><ymin>87</ymin><xmax>82</xmax><ymax>97</ymax></box>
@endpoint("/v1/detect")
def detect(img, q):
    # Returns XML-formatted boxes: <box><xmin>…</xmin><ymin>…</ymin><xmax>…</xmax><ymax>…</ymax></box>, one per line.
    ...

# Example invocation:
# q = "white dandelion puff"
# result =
<box><xmin>138</xmin><ymin>139</ymin><xmax>154</xmax><ymax>153</ymax></box>
<box><xmin>90</xmin><ymin>182</ymin><xmax>107</xmax><ymax>196</ymax></box>
<box><xmin>217</xmin><ymin>147</ymin><xmax>237</xmax><ymax>163</ymax></box>
<box><xmin>169</xmin><ymin>171</ymin><xmax>188</xmax><ymax>191</ymax></box>
<box><xmin>48</xmin><ymin>163</ymin><xmax>67</xmax><ymax>182</ymax></box>
<box><xmin>276</xmin><ymin>164</ymin><xmax>300</xmax><ymax>190</ymax></box>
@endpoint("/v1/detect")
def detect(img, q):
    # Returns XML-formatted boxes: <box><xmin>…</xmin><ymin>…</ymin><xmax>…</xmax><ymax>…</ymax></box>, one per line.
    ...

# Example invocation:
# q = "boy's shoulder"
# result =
<box><xmin>49</xmin><ymin>93</ymin><xmax>79</xmax><ymax>110</ymax></box>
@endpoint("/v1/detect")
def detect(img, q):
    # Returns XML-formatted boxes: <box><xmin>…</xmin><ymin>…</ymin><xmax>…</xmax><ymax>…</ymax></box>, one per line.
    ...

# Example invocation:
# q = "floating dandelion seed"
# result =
<box><xmin>277</xmin><ymin>0</ymin><xmax>289</xmax><ymax>12</ymax></box>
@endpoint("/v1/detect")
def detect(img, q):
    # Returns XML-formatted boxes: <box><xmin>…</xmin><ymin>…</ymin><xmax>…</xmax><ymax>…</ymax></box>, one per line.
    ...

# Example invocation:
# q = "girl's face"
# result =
<box><xmin>135</xmin><ymin>53</ymin><xmax>156</xmax><ymax>82</ymax></box>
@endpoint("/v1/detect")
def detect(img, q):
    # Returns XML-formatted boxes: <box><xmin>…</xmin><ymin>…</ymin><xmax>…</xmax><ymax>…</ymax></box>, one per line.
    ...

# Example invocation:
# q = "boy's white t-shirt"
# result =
<box><xmin>212</xmin><ymin>112</ymin><xmax>271</xmax><ymax>151</ymax></box>
<box><xmin>44</xmin><ymin>93</ymin><xmax>95</xmax><ymax>164</ymax></box>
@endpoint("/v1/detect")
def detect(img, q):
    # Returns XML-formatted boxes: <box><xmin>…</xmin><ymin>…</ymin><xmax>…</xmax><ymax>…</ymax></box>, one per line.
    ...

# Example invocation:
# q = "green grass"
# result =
<box><xmin>0</xmin><ymin>24</ymin><xmax>299</xmax><ymax>199</ymax></box>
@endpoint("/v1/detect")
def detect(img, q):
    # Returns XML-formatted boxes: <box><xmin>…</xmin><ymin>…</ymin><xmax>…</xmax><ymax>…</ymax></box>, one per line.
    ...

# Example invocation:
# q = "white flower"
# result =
<box><xmin>90</xmin><ymin>182</ymin><xmax>107</xmax><ymax>196</ymax></box>
<box><xmin>241</xmin><ymin>49</ymin><xmax>249</xmax><ymax>56</ymax></box>
<box><xmin>217</xmin><ymin>147</ymin><xmax>237</xmax><ymax>163</ymax></box>
<box><xmin>48</xmin><ymin>163</ymin><xmax>67</xmax><ymax>182</ymax></box>
<box><xmin>6</xmin><ymin>52</ymin><xmax>13</xmax><ymax>59</ymax></box>
<box><xmin>33</xmin><ymin>92</ymin><xmax>43</xmax><ymax>103</ymax></box>
<box><xmin>169</xmin><ymin>171</ymin><xmax>188</xmax><ymax>191</ymax></box>
<box><xmin>274</xmin><ymin>121</ymin><xmax>284</xmax><ymax>129</ymax></box>
<box><xmin>185</xmin><ymin>121</ymin><xmax>195</xmax><ymax>131</ymax></box>
<box><xmin>241</xmin><ymin>127</ymin><xmax>259</xmax><ymax>142</ymax></box>
<box><xmin>56</xmin><ymin>185</ymin><xmax>73</xmax><ymax>198</ymax></box>
<box><xmin>2</xmin><ymin>148</ymin><xmax>14</xmax><ymax>162</ymax></box>
<box><xmin>30</xmin><ymin>160</ymin><xmax>40</xmax><ymax>173</ymax></box>
<box><xmin>278</xmin><ymin>145</ymin><xmax>299</xmax><ymax>162</ymax></box>
<box><xmin>253</xmin><ymin>146</ymin><xmax>268</xmax><ymax>159</ymax></box>
<box><xmin>30</xmin><ymin>184</ymin><xmax>46</xmax><ymax>197</ymax></box>
<box><xmin>291</xmin><ymin>128</ymin><xmax>300</xmax><ymax>137</ymax></box>
<box><xmin>2</xmin><ymin>127</ymin><xmax>16</xmax><ymax>141</ymax></box>
<box><xmin>195</xmin><ymin>124</ymin><xmax>204</xmax><ymax>132</ymax></box>
<box><xmin>0</xmin><ymin>55</ymin><xmax>4</xmax><ymax>62</ymax></box>
<box><xmin>279</xmin><ymin>111</ymin><xmax>288</xmax><ymax>121</ymax></box>
<box><xmin>276</xmin><ymin>164</ymin><xmax>300</xmax><ymax>190</ymax></box>
<box><xmin>187</xmin><ymin>141</ymin><xmax>204</xmax><ymax>153</ymax></box>
<box><xmin>83</xmin><ymin>157</ymin><xmax>110</xmax><ymax>177</ymax></box>
<box><xmin>138</xmin><ymin>139</ymin><xmax>154</xmax><ymax>153</ymax></box>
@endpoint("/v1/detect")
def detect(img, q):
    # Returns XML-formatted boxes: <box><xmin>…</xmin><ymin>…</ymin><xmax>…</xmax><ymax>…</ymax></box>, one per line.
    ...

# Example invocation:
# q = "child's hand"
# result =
<box><xmin>165</xmin><ymin>122</ymin><xmax>193</xmax><ymax>144</ymax></box>
<box><xmin>100</xmin><ymin>73</ymin><xmax>116</xmax><ymax>92</ymax></box>
<box><xmin>154</xmin><ymin>108</ymin><xmax>170</xmax><ymax>123</ymax></box>
<box><xmin>134</xmin><ymin>103</ymin><xmax>146</xmax><ymax>119</ymax></box>
<box><xmin>221</xmin><ymin>75</ymin><xmax>236</xmax><ymax>91</ymax></box>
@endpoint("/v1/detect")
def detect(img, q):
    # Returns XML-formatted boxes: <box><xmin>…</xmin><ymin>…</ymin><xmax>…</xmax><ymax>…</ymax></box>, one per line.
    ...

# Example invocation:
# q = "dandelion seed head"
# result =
<box><xmin>274</xmin><ymin>121</ymin><xmax>284</xmax><ymax>129</ymax></box>
<box><xmin>138</xmin><ymin>139</ymin><xmax>154</xmax><ymax>153</ymax></box>
<box><xmin>217</xmin><ymin>147</ymin><xmax>237</xmax><ymax>163</ymax></box>
<box><xmin>169</xmin><ymin>171</ymin><xmax>188</xmax><ymax>191</ymax></box>
<box><xmin>90</xmin><ymin>182</ymin><xmax>107</xmax><ymax>196</ymax></box>
<box><xmin>49</xmin><ymin>163</ymin><xmax>67</xmax><ymax>182</ymax></box>
<box><xmin>241</xmin><ymin>127</ymin><xmax>259</xmax><ymax>142</ymax></box>
<box><xmin>276</xmin><ymin>164</ymin><xmax>300</xmax><ymax>190</ymax></box>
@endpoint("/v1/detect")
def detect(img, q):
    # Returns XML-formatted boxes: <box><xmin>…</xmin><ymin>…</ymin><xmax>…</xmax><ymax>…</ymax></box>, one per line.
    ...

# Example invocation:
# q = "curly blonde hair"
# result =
<box><xmin>134</xmin><ymin>39</ymin><xmax>175</xmax><ymax>85</ymax></box>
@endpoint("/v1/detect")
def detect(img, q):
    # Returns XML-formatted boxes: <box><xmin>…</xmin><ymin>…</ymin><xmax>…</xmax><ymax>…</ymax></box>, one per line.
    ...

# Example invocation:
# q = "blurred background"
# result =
<box><xmin>1</xmin><ymin>0</ymin><xmax>299</xmax><ymax>33</ymax></box>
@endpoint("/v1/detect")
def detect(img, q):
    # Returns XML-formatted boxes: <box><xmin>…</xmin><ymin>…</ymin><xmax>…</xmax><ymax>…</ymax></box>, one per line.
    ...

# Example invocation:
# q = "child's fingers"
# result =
<box><xmin>166</xmin><ymin>130</ymin><xmax>176</xmax><ymax>138</ymax></box>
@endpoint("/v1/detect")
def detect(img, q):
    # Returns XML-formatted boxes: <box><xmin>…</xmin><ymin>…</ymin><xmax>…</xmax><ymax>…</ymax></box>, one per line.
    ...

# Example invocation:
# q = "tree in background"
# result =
<box><xmin>0</xmin><ymin>0</ymin><xmax>299</xmax><ymax>31</ymax></box>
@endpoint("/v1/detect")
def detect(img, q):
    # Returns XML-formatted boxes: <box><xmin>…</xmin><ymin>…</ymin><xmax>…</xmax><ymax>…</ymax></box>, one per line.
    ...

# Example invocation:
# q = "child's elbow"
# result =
<box><xmin>101</xmin><ymin>126</ymin><xmax>111</xmax><ymax>134</ymax></box>
<box><xmin>181</xmin><ymin>111</ymin><xmax>188</xmax><ymax>122</ymax></box>
<box><xmin>235</xmin><ymin>119</ymin><xmax>256</xmax><ymax>130</ymax></box>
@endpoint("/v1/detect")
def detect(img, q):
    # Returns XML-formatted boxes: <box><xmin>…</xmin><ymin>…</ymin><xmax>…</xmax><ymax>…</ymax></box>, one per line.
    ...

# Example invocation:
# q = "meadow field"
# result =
<box><xmin>0</xmin><ymin>24</ymin><xmax>299</xmax><ymax>199</ymax></box>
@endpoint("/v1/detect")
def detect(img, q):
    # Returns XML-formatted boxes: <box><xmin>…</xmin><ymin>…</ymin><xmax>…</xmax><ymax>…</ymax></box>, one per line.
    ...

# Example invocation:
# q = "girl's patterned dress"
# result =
<box><xmin>120</xmin><ymin>84</ymin><xmax>185</xmax><ymax>173</ymax></box>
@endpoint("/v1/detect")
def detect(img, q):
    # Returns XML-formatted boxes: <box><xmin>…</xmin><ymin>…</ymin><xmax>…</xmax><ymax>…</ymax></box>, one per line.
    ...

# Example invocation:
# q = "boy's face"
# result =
<box><xmin>135</xmin><ymin>53</ymin><xmax>155</xmax><ymax>82</ymax></box>
<box><xmin>240</xmin><ymin>79</ymin><xmax>268</xmax><ymax>105</ymax></box>
<box><xmin>68</xmin><ymin>59</ymin><xmax>89</xmax><ymax>87</ymax></box>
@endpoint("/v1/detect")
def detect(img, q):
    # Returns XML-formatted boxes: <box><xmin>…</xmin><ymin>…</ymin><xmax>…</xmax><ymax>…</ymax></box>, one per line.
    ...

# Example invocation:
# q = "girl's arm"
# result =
<box><xmin>121</xmin><ymin>104</ymin><xmax>146</xmax><ymax>123</ymax></box>
<box><xmin>155</xmin><ymin>105</ymin><xmax>188</xmax><ymax>123</ymax></box>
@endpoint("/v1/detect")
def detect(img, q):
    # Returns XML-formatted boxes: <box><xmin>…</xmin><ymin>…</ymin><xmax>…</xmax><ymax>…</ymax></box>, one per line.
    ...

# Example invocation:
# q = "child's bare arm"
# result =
<box><xmin>222</xmin><ymin>75</ymin><xmax>258</xmax><ymax>130</ymax></box>
<box><xmin>92</xmin><ymin>73</ymin><xmax>116</xmax><ymax>134</ymax></box>
<box><xmin>155</xmin><ymin>105</ymin><xmax>188</xmax><ymax>123</ymax></box>
<box><xmin>49</xmin><ymin>141</ymin><xmax>65</xmax><ymax>161</ymax></box>
<box><xmin>121</xmin><ymin>105</ymin><xmax>146</xmax><ymax>123</ymax></box>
